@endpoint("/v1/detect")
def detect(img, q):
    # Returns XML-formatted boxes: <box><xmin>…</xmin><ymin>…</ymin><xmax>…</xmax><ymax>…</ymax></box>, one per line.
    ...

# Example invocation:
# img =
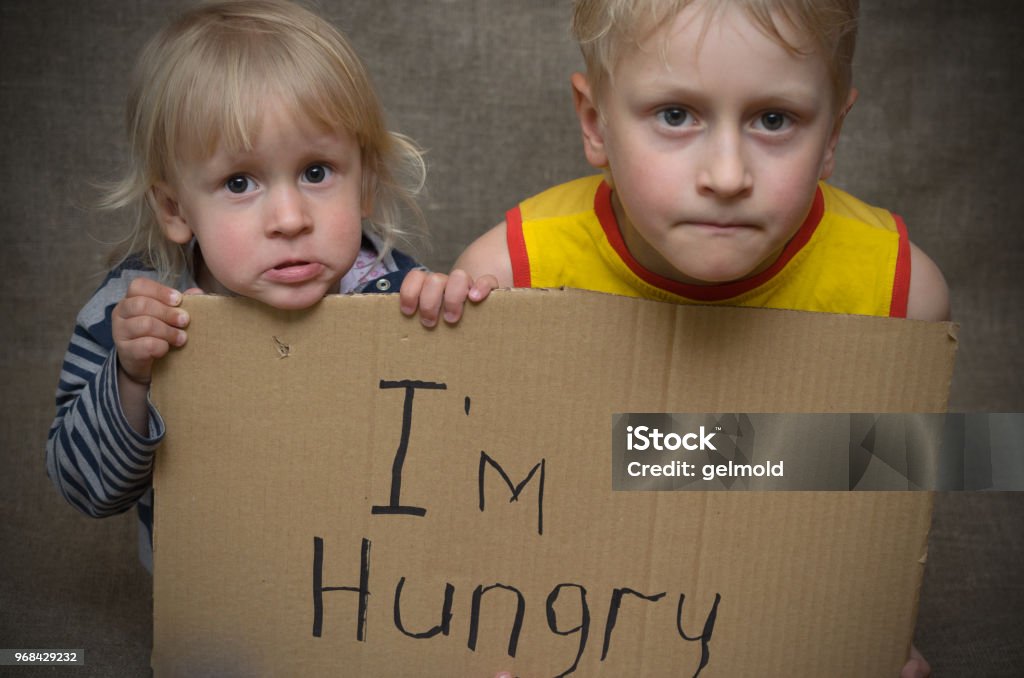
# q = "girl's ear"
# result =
<box><xmin>572</xmin><ymin>72</ymin><xmax>609</xmax><ymax>169</ymax></box>
<box><xmin>150</xmin><ymin>182</ymin><xmax>193</xmax><ymax>244</ymax></box>
<box><xmin>820</xmin><ymin>87</ymin><xmax>859</xmax><ymax>180</ymax></box>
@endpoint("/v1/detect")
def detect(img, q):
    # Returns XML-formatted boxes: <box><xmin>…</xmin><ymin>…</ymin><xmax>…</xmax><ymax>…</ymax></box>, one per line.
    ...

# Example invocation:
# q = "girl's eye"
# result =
<box><xmin>225</xmin><ymin>175</ymin><xmax>253</xmax><ymax>194</ymax></box>
<box><xmin>758</xmin><ymin>112</ymin><xmax>789</xmax><ymax>132</ymax></box>
<box><xmin>303</xmin><ymin>164</ymin><xmax>331</xmax><ymax>183</ymax></box>
<box><xmin>659</xmin><ymin>108</ymin><xmax>691</xmax><ymax>127</ymax></box>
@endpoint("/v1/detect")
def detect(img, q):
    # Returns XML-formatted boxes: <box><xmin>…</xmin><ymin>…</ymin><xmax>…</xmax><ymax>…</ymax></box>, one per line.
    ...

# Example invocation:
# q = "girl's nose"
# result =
<box><xmin>267</xmin><ymin>185</ymin><xmax>313</xmax><ymax>237</ymax></box>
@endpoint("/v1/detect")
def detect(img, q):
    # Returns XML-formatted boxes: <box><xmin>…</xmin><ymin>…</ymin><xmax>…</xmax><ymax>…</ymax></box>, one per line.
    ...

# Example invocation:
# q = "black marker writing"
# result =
<box><xmin>372</xmin><ymin>379</ymin><xmax>446</xmax><ymax>517</ymax></box>
<box><xmin>478</xmin><ymin>451</ymin><xmax>546</xmax><ymax>535</ymax></box>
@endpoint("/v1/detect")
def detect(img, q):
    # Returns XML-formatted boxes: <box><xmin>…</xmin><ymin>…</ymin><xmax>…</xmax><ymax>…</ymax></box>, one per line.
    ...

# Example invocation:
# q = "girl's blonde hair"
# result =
<box><xmin>572</xmin><ymin>0</ymin><xmax>859</xmax><ymax>113</ymax></box>
<box><xmin>102</xmin><ymin>0</ymin><xmax>425</xmax><ymax>281</ymax></box>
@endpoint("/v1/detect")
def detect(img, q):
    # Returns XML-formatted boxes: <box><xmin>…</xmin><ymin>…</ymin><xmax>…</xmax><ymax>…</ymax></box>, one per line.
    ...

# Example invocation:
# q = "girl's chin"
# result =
<box><xmin>249</xmin><ymin>283</ymin><xmax>335</xmax><ymax>310</ymax></box>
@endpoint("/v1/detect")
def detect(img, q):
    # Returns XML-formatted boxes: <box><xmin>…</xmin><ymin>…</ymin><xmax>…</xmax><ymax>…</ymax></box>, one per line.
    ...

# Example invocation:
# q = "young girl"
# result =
<box><xmin>45</xmin><ymin>0</ymin><xmax>490</xmax><ymax>571</ymax></box>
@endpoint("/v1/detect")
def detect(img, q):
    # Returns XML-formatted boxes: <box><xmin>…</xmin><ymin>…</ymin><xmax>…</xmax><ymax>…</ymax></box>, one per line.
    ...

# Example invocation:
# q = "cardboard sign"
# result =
<box><xmin>151</xmin><ymin>290</ymin><xmax>957</xmax><ymax>677</ymax></box>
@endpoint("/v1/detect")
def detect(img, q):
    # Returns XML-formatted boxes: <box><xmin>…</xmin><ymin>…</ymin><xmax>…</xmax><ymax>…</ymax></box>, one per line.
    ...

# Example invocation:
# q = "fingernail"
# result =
<box><xmin>422</xmin><ymin>317</ymin><xmax>436</xmax><ymax>328</ymax></box>
<box><xmin>170</xmin><ymin>291</ymin><xmax>182</xmax><ymax>305</ymax></box>
<box><xmin>175</xmin><ymin>331</ymin><xmax>187</xmax><ymax>346</ymax></box>
<box><xmin>444</xmin><ymin>310</ymin><xmax>458</xmax><ymax>323</ymax></box>
<box><xmin>177</xmin><ymin>312</ymin><xmax>189</xmax><ymax>328</ymax></box>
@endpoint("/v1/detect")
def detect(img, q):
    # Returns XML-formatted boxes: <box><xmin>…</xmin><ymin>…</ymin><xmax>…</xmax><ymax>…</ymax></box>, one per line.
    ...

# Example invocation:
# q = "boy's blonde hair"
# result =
<box><xmin>572</xmin><ymin>0</ymin><xmax>859</xmax><ymax>112</ymax></box>
<box><xmin>103</xmin><ymin>0</ymin><xmax>425</xmax><ymax>280</ymax></box>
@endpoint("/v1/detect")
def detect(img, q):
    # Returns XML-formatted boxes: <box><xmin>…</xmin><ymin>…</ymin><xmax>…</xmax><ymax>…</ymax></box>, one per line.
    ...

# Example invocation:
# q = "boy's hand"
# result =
<box><xmin>399</xmin><ymin>269</ymin><xmax>499</xmax><ymax>327</ymax></box>
<box><xmin>112</xmin><ymin>278</ymin><xmax>198</xmax><ymax>384</ymax></box>
<box><xmin>901</xmin><ymin>645</ymin><xmax>931</xmax><ymax>678</ymax></box>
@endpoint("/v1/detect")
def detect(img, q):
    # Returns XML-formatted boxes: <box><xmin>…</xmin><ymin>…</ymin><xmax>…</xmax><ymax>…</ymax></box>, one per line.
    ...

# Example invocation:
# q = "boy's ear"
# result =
<box><xmin>820</xmin><ymin>87</ymin><xmax>859</xmax><ymax>180</ymax></box>
<box><xmin>150</xmin><ymin>182</ymin><xmax>193</xmax><ymax>245</ymax></box>
<box><xmin>571</xmin><ymin>72</ymin><xmax>609</xmax><ymax>169</ymax></box>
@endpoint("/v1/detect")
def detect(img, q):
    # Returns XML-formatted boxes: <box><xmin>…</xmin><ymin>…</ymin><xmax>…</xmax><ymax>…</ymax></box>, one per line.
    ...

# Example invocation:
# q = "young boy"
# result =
<box><xmin>440</xmin><ymin>0</ymin><xmax>949</xmax><ymax>324</ymax></box>
<box><xmin>417</xmin><ymin>1</ymin><xmax>941</xmax><ymax>674</ymax></box>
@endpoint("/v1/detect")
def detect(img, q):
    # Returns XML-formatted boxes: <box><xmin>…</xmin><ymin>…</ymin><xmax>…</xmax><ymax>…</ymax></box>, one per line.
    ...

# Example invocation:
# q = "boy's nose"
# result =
<box><xmin>696</xmin><ymin>131</ymin><xmax>753</xmax><ymax>198</ymax></box>
<box><xmin>267</xmin><ymin>185</ymin><xmax>313</xmax><ymax>237</ymax></box>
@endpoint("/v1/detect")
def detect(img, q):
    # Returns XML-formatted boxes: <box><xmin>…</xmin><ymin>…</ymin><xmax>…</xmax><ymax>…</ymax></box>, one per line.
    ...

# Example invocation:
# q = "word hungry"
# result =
<box><xmin>308</xmin><ymin>379</ymin><xmax>722</xmax><ymax>678</ymax></box>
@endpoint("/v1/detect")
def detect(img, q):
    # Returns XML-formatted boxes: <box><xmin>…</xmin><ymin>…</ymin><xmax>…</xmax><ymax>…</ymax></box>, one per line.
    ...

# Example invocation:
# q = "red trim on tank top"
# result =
<box><xmin>889</xmin><ymin>214</ymin><xmax>911</xmax><ymax>318</ymax></box>
<box><xmin>594</xmin><ymin>181</ymin><xmax>825</xmax><ymax>301</ymax></box>
<box><xmin>505</xmin><ymin>205</ymin><xmax>532</xmax><ymax>288</ymax></box>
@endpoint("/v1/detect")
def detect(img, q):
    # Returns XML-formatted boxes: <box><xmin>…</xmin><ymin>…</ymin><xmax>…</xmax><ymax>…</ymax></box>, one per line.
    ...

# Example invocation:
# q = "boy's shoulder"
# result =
<box><xmin>819</xmin><ymin>182</ymin><xmax>902</xmax><ymax>234</ymax></box>
<box><xmin>517</xmin><ymin>175</ymin><xmax>605</xmax><ymax>222</ymax></box>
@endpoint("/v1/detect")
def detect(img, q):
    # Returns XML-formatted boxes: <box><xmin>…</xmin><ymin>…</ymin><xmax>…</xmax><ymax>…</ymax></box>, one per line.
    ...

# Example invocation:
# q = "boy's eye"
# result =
<box><xmin>659</xmin><ymin>108</ymin><xmax>691</xmax><ymax>127</ymax></box>
<box><xmin>757</xmin><ymin>112</ymin><xmax>789</xmax><ymax>132</ymax></box>
<box><xmin>303</xmin><ymin>164</ymin><xmax>331</xmax><ymax>183</ymax></box>
<box><xmin>225</xmin><ymin>175</ymin><xmax>254</xmax><ymax>194</ymax></box>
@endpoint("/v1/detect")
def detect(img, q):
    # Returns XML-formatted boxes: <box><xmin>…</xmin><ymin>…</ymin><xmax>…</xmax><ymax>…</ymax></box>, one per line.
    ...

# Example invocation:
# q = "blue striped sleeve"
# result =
<box><xmin>45</xmin><ymin>265</ymin><xmax>167</xmax><ymax>519</ymax></box>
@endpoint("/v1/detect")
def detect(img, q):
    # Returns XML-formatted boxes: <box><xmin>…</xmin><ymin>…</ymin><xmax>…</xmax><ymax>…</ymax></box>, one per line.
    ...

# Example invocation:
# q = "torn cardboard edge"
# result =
<box><xmin>152</xmin><ymin>289</ymin><xmax>956</xmax><ymax>676</ymax></box>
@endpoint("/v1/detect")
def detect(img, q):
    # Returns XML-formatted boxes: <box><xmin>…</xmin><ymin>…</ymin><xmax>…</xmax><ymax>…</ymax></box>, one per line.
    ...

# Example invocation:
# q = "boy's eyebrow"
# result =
<box><xmin>630</xmin><ymin>76</ymin><xmax>823</xmax><ymax>109</ymax></box>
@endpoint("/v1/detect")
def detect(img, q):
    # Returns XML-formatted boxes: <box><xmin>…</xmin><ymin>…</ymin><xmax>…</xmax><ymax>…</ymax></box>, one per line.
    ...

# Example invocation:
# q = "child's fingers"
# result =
<box><xmin>123</xmin><ymin>336</ymin><xmax>175</xmax><ymax>362</ymax></box>
<box><xmin>116</xmin><ymin>335</ymin><xmax>174</xmax><ymax>385</ymax></box>
<box><xmin>399</xmin><ymin>269</ymin><xmax>426</xmax><ymax>316</ymax></box>
<box><xmin>415</xmin><ymin>273</ymin><xmax>450</xmax><ymax>327</ymax></box>
<box><xmin>112</xmin><ymin>293</ymin><xmax>189</xmax><ymax>381</ymax></box>
<box><xmin>115</xmin><ymin>294</ymin><xmax>190</xmax><ymax>335</ymax></box>
<box><xmin>115</xmin><ymin>313</ymin><xmax>187</xmax><ymax>383</ymax></box>
<box><xmin>114</xmin><ymin>316</ymin><xmax>187</xmax><ymax>380</ymax></box>
<box><xmin>125</xmin><ymin>276</ymin><xmax>184</xmax><ymax>306</ymax></box>
<box><xmin>442</xmin><ymin>270</ymin><xmax>473</xmax><ymax>324</ymax></box>
<box><xmin>468</xmin><ymin>274</ymin><xmax>500</xmax><ymax>302</ymax></box>
<box><xmin>117</xmin><ymin>312</ymin><xmax>189</xmax><ymax>345</ymax></box>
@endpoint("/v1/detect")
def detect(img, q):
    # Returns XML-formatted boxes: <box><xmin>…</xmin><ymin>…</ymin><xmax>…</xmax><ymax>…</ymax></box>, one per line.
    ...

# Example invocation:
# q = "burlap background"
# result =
<box><xmin>2</xmin><ymin>1</ymin><xmax>1021</xmax><ymax>674</ymax></box>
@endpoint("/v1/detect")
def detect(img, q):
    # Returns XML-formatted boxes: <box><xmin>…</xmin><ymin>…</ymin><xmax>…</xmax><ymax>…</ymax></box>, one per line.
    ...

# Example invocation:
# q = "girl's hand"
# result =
<box><xmin>399</xmin><ymin>269</ymin><xmax>499</xmax><ymax>327</ymax></box>
<box><xmin>111</xmin><ymin>278</ymin><xmax>200</xmax><ymax>435</ymax></box>
<box><xmin>112</xmin><ymin>278</ymin><xmax>198</xmax><ymax>384</ymax></box>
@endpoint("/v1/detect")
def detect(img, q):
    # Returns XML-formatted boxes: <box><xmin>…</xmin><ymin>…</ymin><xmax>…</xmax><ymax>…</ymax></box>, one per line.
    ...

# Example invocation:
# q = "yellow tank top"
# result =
<box><xmin>506</xmin><ymin>175</ymin><xmax>910</xmax><ymax>317</ymax></box>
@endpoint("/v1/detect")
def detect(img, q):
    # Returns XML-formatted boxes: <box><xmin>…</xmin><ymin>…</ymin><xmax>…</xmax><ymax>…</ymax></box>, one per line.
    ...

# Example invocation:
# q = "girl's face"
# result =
<box><xmin>153</xmin><ymin>101</ymin><xmax>367</xmax><ymax>310</ymax></box>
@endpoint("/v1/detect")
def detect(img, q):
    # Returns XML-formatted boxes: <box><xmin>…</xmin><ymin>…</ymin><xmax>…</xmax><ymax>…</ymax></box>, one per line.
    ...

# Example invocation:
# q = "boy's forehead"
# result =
<box><xmin>646</xmin><ymin>2</ymin><xmax>817</xmax><ymax>62</ymax></box>
<box><xmin>610</xmin><ymin>2</ymin><xmax>833</xmax><ymax>97</ymax></box>
<box><xmin>587</xmin><ymin>0</ymin><xmax>854</xmax><ymax>110</ymax></box>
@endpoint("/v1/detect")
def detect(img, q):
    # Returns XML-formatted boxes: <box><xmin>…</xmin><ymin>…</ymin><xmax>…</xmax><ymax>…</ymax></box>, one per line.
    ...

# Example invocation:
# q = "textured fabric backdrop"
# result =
<box><xmin>1</xmin><ymin>0</ymin><xmax>1021</xmax><ymax>675</ymax></box>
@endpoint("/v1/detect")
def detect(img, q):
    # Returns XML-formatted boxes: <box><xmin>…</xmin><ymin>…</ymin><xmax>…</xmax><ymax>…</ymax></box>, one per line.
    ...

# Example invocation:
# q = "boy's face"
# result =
<box><xmin>575</xmin><ymin>3</ymin><xmax>852</xmax><ymax>285</ymax></box>
<box><xmin>153</xmin><ymin>101</ymin><xmax>366</xmax><ymax>310</ymax></box>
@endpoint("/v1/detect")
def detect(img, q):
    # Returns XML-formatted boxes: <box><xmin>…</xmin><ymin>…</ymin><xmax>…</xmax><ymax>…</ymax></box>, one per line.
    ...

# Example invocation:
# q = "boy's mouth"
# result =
<box><xmin>685</xmin><ymin>220</ymin><xmax>756</xmax><ymax>232</ymax></box>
